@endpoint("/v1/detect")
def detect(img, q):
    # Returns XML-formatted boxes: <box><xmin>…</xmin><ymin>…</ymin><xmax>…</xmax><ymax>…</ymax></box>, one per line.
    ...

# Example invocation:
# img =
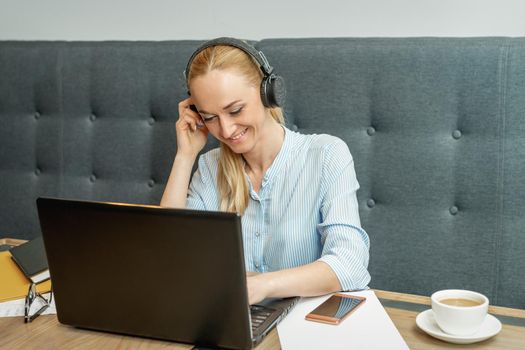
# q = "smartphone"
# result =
<box><xmin>305</xmin><ymin>293</ymin><xmax>366</xmax><ymax>325</ymax></box>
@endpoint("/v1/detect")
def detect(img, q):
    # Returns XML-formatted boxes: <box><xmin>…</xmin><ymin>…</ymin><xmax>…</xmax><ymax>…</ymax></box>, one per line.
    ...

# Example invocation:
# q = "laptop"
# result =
<box><xmin>36</xmin><ymin>197</ymin><xmax>298</xmax><ymax>350</ymax></box>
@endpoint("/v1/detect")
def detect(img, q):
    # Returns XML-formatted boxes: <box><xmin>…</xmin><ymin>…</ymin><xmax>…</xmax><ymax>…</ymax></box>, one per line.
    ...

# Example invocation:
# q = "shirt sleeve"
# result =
<box><xmin>317</xmin><ymin>138</ymin><xmax>371</xmax><ymax>291</ymax></box>
<box><xmin>186</xmin><ymin>155</ymin><xmax>210</xmax><ymax>211</ymax></box>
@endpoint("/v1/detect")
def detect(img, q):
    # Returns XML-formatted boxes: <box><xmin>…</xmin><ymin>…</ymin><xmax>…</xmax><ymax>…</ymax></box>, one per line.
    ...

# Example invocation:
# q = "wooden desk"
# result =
<box><xmin>1</xmin><ymin>290</ymin><xmax>524</xmax><ymax>349</ymax></box>
<box><xmin>374</xmin><ymin>290</ymin><xmax>525</xmax><ymax>350</ymax></box>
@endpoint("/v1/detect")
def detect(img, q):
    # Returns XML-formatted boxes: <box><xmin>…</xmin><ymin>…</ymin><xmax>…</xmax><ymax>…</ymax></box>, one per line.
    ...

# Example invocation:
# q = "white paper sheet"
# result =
<box><xmin>0</xmin><ymin>293</ymin><xmax>56</xmax><ymax>318</ymax></box>
<box><xmin>277</xmin><ymin>290</ymin><xmax>408</xmax><ymax>349</ymax></box>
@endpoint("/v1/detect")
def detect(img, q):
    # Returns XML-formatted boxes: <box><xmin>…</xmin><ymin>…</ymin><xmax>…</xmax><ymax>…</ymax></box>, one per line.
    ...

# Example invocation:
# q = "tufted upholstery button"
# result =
<box><xmin>147</xmin><ymin>179</ymin><xmax>155</xmax><ymax>188</ymax></box>
<box><xmin>449</xmin><ymin>205</ymin><xmax>459</xmax><ymax>215</ymax></box>
<box><xmin>291</xmin><ymin>124</ymin><xmax>299</xmax><ymax>132</ymax></box>
<box><xmin>34</xmin><ymin>168</ymin><xmax>41</xmax><ymax>176</ymax></box>
<box><xmin>34</xmin><ymin>112</ymin><xmax>41</xmax><ymax>120</ymax></box>
<box><xmin>89</xmin><ymin>174</ymin><xmax>97</xmax><ymax>183</ymax></box>
<box><xmin>367</xmin><ymin>199</ymin><xmax>376</xmax><ymax>208</ymax></box>
<box><xmin>89</xmin><ymin>114</ymin><xmax>96</xmax><ymax>122</ymax></box>
<box><xmin>452</xmin><ymin>130</ymin><xmax>462</xmax><ymax>139</ymax></box>
<box><xmin>367</xmin><ymin>126</ymin><xmax>376</xmax><ymax>136</ymax></box>
<box><xmin>148</xmin><ymin>116</ymin><xmax>155</xmax><ymax>125</ymax></box>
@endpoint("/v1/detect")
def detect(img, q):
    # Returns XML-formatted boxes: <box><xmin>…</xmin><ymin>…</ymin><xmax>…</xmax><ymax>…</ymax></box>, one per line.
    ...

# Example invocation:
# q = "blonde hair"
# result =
<box><xmin>187</xmin><ymin>44</ymin><xmax>284</xmax><ymax>214</ymax></box>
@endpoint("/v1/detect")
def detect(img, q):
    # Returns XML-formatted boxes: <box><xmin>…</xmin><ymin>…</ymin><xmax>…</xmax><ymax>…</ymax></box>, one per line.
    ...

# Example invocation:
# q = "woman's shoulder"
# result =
<box><xmin>291</xmin><ymin>129</ymin><xmax>349</xmax><ymax>154</ymax></box>
<box><xmin>199</xmin><ymin>147</ymin><xmax>221</xmax><ymax>162</ymax></box>
<box><xmin>195</xmin><ymin>147</ymin><xmax>221</xmax><ymax>175</ymax></box>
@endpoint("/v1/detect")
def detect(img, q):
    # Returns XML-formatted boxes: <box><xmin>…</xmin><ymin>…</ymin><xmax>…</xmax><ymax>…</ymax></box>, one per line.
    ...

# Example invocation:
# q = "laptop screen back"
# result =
<box><xmin>37</xmin><ymin>197</ymin><xmax>253</xmax><ymax>349</ymax></box>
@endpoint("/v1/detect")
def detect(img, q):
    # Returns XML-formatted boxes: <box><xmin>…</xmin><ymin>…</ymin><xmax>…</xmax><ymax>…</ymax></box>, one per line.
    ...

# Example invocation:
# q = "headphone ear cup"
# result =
<box><xmin>261</xmin><ymin>74</ymin><xmax>286</xmax><ymax>108</ymax></box>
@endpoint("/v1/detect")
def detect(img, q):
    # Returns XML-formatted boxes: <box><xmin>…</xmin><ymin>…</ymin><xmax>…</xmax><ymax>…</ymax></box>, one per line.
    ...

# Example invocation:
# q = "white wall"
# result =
<box><xmin>1</xmin><ymin>0</ymin><xmax>524</xmax><ymax>40</ymax></box>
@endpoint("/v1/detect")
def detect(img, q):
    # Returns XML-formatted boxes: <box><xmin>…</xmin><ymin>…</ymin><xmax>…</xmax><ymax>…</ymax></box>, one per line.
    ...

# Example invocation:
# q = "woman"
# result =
<box><xmin>161</xmin><ymin>38</ymin><xmax>370</xmax><ymax>305</ymax></box>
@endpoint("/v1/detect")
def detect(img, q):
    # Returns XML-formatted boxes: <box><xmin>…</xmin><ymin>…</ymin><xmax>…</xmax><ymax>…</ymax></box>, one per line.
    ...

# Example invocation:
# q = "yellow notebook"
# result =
<box><xmin>0</xmin><ymin>251</ymin><xmax>52</xmax><ymax>302</ymax></box>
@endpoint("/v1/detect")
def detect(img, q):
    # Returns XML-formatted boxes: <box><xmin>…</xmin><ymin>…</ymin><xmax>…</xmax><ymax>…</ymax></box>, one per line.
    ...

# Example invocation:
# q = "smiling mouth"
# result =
<box><xmin>230</xmin><ymin>128</ymin><xmax>248</xmax><ymax>141</ymax></box>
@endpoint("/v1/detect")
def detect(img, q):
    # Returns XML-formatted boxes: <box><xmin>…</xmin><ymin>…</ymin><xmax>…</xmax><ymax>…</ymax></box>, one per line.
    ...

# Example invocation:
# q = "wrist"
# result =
<box><xmin>174</xmin><ymin>152</ymin><xmax>198</xmax><ymax>167</ymax></box>
<box><xmin>259</xmin><ymin>272</ymin><xmax>277</xmax><ymax>299</ymax></box>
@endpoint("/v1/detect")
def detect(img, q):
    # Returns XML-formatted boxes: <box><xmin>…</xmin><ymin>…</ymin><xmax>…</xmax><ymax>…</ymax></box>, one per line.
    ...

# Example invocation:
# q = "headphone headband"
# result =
<box><xmin>184</xmin><ymin>37</ymin><xmax>286</xmax><ymax>108</ymax></box>
<box><xmin>183</xmin><ymin>37</ymin><xmax>274</xmax><ymax>83</ymax></box>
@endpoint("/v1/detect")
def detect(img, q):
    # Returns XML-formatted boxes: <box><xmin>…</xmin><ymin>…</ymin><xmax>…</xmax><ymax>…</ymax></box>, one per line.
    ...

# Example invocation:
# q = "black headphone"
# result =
<box><xmin>184</xmin><ymin>37</ymin><xmax>286</xmax><ymax>108</ymax></box>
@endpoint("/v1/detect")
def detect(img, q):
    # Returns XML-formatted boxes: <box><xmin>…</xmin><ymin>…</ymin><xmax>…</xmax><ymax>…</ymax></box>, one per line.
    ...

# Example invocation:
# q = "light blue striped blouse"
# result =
<box><xmin>186</xmin><ymin>126</ymin><xmax>371</xmax><ymax>291</ymax></box>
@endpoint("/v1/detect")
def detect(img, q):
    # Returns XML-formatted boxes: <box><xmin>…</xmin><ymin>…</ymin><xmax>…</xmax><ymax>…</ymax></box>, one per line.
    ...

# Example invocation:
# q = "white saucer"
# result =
<box><xmin>415</xmin><ymin>309</ymin><xmax>502</xmax><ymax>344</ymax></box>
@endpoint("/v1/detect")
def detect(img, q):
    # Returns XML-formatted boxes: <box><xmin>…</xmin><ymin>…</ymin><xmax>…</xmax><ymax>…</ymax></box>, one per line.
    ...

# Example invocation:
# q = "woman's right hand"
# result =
<box><xmin>175</xmin><ymin>98</ymin><xmax>209</xmax><ymax>158</ymax></box>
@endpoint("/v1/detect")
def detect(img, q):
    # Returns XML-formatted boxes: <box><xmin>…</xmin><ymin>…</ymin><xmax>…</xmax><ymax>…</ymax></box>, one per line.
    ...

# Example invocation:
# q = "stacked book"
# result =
<box><xmin>0</xmin><ymin>237</ymin><xmax>51</xmax><ymax>303</ymax></box>
<box><xmin>9</xmin><ymin>236</ymin><xmax>50</xmax><ymax>284</ymax></box>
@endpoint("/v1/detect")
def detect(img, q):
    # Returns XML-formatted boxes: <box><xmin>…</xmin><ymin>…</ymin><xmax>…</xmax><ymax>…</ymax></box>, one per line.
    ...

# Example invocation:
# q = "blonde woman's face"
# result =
<box><xmin>190</xmin><ymin>69</ymin><xmax>270</xmax><ymax>155</ymax></box>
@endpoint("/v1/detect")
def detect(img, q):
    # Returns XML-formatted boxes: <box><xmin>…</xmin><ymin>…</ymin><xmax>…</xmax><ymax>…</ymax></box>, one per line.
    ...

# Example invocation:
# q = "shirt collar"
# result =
<box><xmin>261</xmin><ymin>125</ymin><xmax>295</xmax><ymax>187</ymax></box>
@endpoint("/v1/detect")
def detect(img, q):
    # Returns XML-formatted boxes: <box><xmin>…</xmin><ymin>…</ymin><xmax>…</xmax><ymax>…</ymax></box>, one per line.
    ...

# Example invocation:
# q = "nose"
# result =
<box><xmin>219</xmin><ymin>117</ymin><xmax>236</xmax><ymax>139</ymax></box>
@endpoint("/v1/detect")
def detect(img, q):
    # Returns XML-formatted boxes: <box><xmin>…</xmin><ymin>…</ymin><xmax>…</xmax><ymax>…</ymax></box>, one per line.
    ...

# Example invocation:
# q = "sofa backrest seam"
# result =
<box><xmin>492</xmin><ymin>39</ymin><xmax>510</xmax><ymax>306</ymax></box>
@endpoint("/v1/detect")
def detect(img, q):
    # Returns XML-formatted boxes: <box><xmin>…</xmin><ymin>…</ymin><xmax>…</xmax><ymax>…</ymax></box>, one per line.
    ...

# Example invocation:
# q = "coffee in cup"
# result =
<box><xmin>431</xmin><ymin>289</ymin><xmax>488</xmax><ymax>336</ymax></box>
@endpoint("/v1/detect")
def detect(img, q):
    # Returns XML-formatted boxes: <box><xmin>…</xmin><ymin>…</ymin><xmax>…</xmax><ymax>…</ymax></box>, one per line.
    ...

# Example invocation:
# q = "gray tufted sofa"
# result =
<box><xmin>1</xmin><ymin>38</ymin><xmax>524</xmax><ymax>309</ymax></box>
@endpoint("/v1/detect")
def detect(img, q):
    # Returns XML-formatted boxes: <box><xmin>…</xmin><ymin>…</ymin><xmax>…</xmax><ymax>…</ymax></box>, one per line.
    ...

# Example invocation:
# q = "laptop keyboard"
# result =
<box><xmin>250</xmin><ymin>305</ymin><xmax>275</xmax><ymax>333</ymax></box>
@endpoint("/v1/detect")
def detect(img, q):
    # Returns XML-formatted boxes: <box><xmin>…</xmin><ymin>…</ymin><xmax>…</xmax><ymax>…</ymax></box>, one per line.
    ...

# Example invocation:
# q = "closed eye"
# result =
<box><xmin>201</xmin><ymin>115</ymin><xmax>217</xmax><ymax>123</ymax></box>
<box><xmin>230</xmin><ymin>106</ymin><xmax>243</xmax><ymax>116</ymax></box>
<box><xmin>201</xmin><ymin>105</ymin><xmax>244</xmax><ymax>122</ymax></box>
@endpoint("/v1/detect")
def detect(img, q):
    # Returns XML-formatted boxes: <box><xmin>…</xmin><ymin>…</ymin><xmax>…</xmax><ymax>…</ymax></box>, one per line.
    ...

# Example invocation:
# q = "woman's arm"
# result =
<box><xmin>247</xmin><ymin>138</ymin><xmax>370</xmax><ymax>305</ymax></box>
<box><xmin>160</xmin><ymin>155</ymin><xmax>198</xmax><ymax>208</ymax></box>
<box><xmin>247</xmin><ymin>261</ymin><xmax>341</xmax><ymax>304</ymax></box>
<box><xmin>160</xmin><ymin>98</ymin><xmax>208</xmax><ymax>208</ymax></box>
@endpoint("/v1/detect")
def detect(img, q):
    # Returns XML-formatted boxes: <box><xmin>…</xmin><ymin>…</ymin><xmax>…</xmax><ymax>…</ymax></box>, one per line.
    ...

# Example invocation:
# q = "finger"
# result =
<box><xmin>182</xmin><ymin>114</ymin><xmax>201</xmax><ymax>132</ymax></box>
<box><xmin>177</xmin><ymin>98</ymin><xmax>195</xmax><ymax>120</ymax></box>
<box><xmin>185</xmin><ymin>108</ymin><xmax>205</xmax><ymax>130</ymax></box>
<box><xmin>178</xmin><ymin>104</ymin><xmax>203</xmax><ymax>126</ymax></box>
<box><xmin>176</xmin><ymin>116</ymin><xmax>194</xmax><ymax>132</ymax></box>
<box><xmin>178</xmin><ymin>97</ymin><xmax>193</xmax><ymax>111</ymax></box>
<box><xmin>195</xmin><ymin>118</ymin><xmax>205</xmax><ymax>130</ymax></box>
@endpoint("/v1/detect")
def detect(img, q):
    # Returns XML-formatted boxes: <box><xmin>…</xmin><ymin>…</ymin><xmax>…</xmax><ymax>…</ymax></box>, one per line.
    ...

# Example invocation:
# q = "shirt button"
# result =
<box><xmin>255</xmin><ymin>263</ymin><xmax>260</xmax><ymax>269</ymax></box>
<box><xmin>255</xmin><ymin>232</ymin><xmax>260</xmax><ymax>237</ymax></box>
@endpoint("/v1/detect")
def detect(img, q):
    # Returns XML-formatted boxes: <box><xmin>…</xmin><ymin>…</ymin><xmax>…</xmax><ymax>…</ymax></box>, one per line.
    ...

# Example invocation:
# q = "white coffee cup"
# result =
<box><xmin>431</xmin><ymin>289</ymin><xmax>489</xmax><ymax>336</ymax></box>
